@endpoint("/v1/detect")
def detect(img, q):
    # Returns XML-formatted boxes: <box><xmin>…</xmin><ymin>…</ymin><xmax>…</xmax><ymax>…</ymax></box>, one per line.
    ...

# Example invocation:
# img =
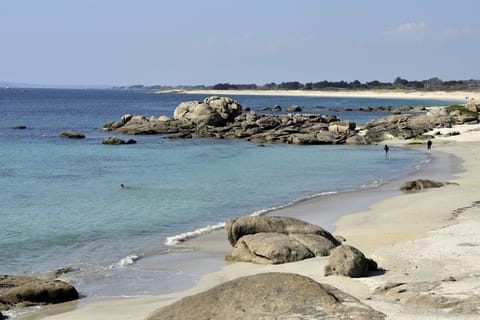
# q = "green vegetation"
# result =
<box><xmin>446</xmin><ymin>104</ymin><xmax>479</xmax><ymax>117</ymax></box>
<box><xmin>115</xmin><ymin>77</ymin><xmax>480</xmax><ymax>92</ymax></box>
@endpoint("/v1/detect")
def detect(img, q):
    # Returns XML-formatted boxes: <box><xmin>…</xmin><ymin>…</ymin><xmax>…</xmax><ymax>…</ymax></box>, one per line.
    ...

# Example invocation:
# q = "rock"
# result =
<box><xmin>465</xmin><ymin>101</ymin><xmax>479</xmax><ymax>113</ymax></box>
<box><xmin>375</xmin><ymin>281</ymin><xmax>480</xmax><ymax>315</ymax></box>
<box><xmin>328</xmin><ymin>121</ymin><xmax>356</xmax><ymax>133</ymax></box>
<box><xmin>324</xmin><ymin>245</ymin><xmax>378</xmax><ymax>277</ymax></box>
<box><xmin>51</xmin><ymin>266</ymin><xmax>79</xmax><ymax>279</ymax></box>
<box><xmin>225</xmin><ymin>216</ymin><xmax>339</xmax><ymax>247</ymax></box>
<box><xmin>225</xmin><ymin>216</ymin><xmax>340</xmax><ymax>264</ymax></box>
<box><xmin>399</xmin><ymin>179</ymin><xmax>458</xmax><ymax>191</ymax></box>
<box><xmin>102</xmin><ymin>137</ymin><xmax>136</xmax><ymax>145</ymax></box>
<box><xmin>59</xmin><ymin>131</ymin><xmax>85</xmax><ymax>139</ymax></box>
<box><xmin>12</xmin><ymin>125</ymin><xmax>27</xmax><ymax>129</ymax></box>
<box><xmin>146</xmin><ymin>273</ymin><xmax>385</xmax><ymax>320</ymax></box>
<box><xmin>286</xmin><ymin>105</ymin><xmax>302</xmax><ymax>112</ymax></box>
<box><xmin>173</xmin><ymin>96</ymin><xmax>242</xmax><ymax>127</ymax></box>
<box><xmin>273</xmin><ymin>104</ymin><xmax>282</xmax><ymax>112</ymax></box>
<box><xmin>0</xmin><ymin>275</ymin><xmax>78</xmax><ymax>309</ymax></box>
<box><xmin>346</xmin><ymin>135</ymin><xmax>369</xmax><ymax>145</ymax></box>
<box><xmin>225</xmin><ymin>232</ymin><xmax>314</xmax><ymax>264</ymax></box>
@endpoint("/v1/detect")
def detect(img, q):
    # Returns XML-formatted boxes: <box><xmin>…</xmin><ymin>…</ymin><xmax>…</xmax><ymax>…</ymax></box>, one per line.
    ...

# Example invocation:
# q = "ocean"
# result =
<box><xmin>0</xmin><ymin>88</ymin><xmax>458</xmax><ymax>300</ymax></box>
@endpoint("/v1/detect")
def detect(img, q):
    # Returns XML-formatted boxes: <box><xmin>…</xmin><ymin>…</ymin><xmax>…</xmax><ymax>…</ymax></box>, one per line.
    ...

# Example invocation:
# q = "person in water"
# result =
<box><xmin>427</xmin><ymin>140</ymin><xmax>432</xmax><ymax>153</ymax></box>
<box><xmin>384</xmin><ymin>144</ymin><xmax>389</xmax><ymax>157</ymax></box>
<box><xmin>120</xmin><ymin>184</ymin><xmax>125</xmax><ymax>189</ymax></box>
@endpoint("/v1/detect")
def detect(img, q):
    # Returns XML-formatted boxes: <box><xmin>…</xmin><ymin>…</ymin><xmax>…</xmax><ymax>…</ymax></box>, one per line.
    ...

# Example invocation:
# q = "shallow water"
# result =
<box><xmin>0</xmin><ymin>88</ymin><xmax>457</xmax><ymax>298</ymax></box>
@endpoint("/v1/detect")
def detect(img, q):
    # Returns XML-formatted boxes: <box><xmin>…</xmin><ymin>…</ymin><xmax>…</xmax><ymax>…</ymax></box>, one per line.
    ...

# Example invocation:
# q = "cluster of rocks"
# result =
<box><xmin>147</xmin><ymin>216</ymin><xmax>382</xmax><ymax>319</ymax></box>
<box><xmin>102</xmin><ymin>96</ymin><xmax>366</xmax><ymax>145</ymax></box>
<box><xmin>103</xmin><ymin>96</ymin><xmax>480</xmax><ymax>145</ymax></box>
<box><xmin>225</xmin><ymin>216</ymin><xmax>378</xmax><ymax>278</ymax></box>
<box><xmin>0</xmin><ymin>275</ymin><xmax>78</xmax><ymax>312</ymax></box>
<box><xmin>344</xmin><ymin>105</ymin><xmax>426</xmax><ymax>114</ymax></box>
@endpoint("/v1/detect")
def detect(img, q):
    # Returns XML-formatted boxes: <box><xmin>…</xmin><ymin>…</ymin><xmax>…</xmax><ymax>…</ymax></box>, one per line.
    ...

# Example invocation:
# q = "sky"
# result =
<box><xmin>1</xmin><ymin>0</ymin><xmax>479</xmax><ymax>87</ymax></box>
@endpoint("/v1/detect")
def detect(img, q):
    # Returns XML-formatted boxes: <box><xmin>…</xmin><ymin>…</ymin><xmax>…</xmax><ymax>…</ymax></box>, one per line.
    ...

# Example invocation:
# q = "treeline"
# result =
<box><xmin>213</xmin><ymin>77</ymin><xmax>480</xmax><ymax>91</ymax></box>
<box><xmin>115</xmin><ymin>77</ymin><xmax>480</xmax><ymax>91</ymax></box>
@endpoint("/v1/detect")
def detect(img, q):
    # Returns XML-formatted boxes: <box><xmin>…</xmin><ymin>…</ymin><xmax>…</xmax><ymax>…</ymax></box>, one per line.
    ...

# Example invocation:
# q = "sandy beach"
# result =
<box><xmin>16</xmin><ymin>93</ymin><xmax>480</xmax><ymax>319</ymax></box>
<box><xmin>174</xmin><ymin>88</ymin><xmax>479</xmax><ymax>102</ymax></box>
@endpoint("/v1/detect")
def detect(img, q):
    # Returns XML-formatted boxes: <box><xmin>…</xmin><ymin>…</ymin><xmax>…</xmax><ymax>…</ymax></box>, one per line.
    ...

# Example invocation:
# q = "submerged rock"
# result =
<box><xmin>59</xmin><ymin>131</ymin><xmax>85</xmax><ymax>139</ymax></box>
<box><xmin>147</xmin><ymin>273</ymin><xmax>386</xmax><ymax>320</ymax></box>
<box><xmin>102</xmin><ymin>137</ymin><xmax>137</xmax><ymax>145</ymax></box>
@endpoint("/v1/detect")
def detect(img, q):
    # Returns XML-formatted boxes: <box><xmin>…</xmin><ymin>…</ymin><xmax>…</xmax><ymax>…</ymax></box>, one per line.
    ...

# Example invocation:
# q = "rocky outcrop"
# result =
<box><xmin>399</xmin><ymin>179</ymin><xmax>459</xmax><ymax>191</ymax></box>
<box><xmin>147</xmin><ymin>273</ymin><xmax>386</xmax><ymax>320</ymax></box>
<box><xmin>102</xmin><ymin>137</ymin><xmax>137</xmax><ymax>145</ymax></box>
<box><xmin>225</xmin><ymin>216</ymin><xmax>340</xmax><ymax>264</ymax></box>
<box><xmin>59</xmin><ymin>131</ymin><xmax>85</xmax><ymax>139</ymax></box>
<box><xmin>0</xmin><ymin>275</ymin><xmax>79</xmax><ymax>310</ymax></box>
<box><xmin>102</xmin><ymin>96</ymin><xmax>475</xmax><ymax>144</ymax></box>
<box><xmin>102</xmin><ymin>96</ymin><xmax>362</xmax><ymax>145</ymax></box>
<box><xmin>325</xmin><ymin>245</ymin><xmax>378</xmax><ymax>277</ymax></box>
<box><xmin>375</xmin><ymin>281</ymin><xmax>480</xmax><ymax>315</ymax></box>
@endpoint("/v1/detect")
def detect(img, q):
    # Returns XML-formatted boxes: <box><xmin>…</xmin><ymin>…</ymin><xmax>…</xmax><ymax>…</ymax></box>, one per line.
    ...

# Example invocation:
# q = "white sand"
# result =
<box><xmin>19</xmin><ymin>95</ymin><xmax>480</xmax><ymax>319</ymax></box>
<box><xmin>174</xmin><ymin>88</ymin><xmax>479</xmax><ymax>102</ymax></box>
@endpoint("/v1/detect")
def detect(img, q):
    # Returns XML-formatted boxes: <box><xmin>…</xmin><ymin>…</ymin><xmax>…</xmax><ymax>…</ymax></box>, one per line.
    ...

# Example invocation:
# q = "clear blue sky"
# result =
<box><xmin>1</xmin><ymin>0</ymin><xmax>479</xmax><ymax>86</ymax></box>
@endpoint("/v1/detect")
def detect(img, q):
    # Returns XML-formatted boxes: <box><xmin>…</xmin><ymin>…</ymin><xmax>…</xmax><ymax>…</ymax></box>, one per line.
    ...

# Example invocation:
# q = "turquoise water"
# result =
<box><xmin>0</xmin><ymin>88</ymin><xmax>456</xmax><ymax>298</ymax></box>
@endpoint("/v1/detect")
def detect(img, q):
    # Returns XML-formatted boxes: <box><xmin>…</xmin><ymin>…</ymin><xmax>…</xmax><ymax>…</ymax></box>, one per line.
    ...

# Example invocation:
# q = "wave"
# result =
<box><xmin>109</xmin><ymin>254</ymin><xmax>142</xmax><ymax>269</ymax></box>
<box><xmin>164</xmin><ymin>190</ymin><xmax>340</xmax><ymax>246</ymax></box>
<box><xmin>165</xmin><ymin>222</ymin><xmax>226</xmax><ymax>245</ymax></box>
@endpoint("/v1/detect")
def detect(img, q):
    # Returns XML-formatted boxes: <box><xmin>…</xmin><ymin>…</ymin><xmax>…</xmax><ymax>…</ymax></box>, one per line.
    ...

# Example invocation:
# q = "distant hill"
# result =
<box><xmin>0</xmin><ymin>81</ymin><xmax>111</xmax><ymax>89</ymax></box>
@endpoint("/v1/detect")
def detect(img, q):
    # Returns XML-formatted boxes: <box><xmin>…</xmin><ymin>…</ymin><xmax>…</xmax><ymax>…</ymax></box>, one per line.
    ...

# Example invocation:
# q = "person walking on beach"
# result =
<box><xmin>384</xmin><ymin>144</ymin><xmax>389</xmax><ymax>157</ymax></box>
<box><xmin>427</xmin><ymin>140</ymin><xmax>432</xmax><ymax>153</ymax></box>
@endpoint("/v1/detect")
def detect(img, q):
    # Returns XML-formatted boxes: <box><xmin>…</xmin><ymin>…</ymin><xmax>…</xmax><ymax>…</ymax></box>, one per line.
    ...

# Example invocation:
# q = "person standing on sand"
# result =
<box><xmin>427</xmin><ymin>140</ymin><xmax>432</xmax><ymax>153</ymax></box>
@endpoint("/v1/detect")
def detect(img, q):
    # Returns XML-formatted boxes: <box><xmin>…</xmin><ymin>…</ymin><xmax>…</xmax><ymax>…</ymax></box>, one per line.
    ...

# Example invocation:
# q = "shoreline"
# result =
<box><xmin>21</xmin><ymin>123</ymin><xmax>480</xmax><ymax>319</ymax></box>
<box><xmin>10</xmin><ymin>91</ymin><xmax>480</xmax><ymax>319</ymax></box>
<box><xmin>167</xmin><ymin>88</ymin><xmax>478</xmax><ymax>102</ymax></box>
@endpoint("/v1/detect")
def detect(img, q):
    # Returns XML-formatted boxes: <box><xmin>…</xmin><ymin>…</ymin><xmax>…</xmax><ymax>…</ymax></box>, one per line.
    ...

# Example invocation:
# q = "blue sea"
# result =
<box><xmin>0</xmin><ymin>88</ymin><xmax>458</xmax><ymax>300</ymax></box>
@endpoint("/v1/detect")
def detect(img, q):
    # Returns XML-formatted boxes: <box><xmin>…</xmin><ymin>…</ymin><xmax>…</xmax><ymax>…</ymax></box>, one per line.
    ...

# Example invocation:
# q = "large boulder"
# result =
<box><xmin>0</xmin><ymin>276</ymin><xmax>79</xmax><ymax>309</ymax></box>
<box><xmin>225</xmin><ymin>233</ymin><xmax>314</xmax><ymax>264</ymax></box>
<box><xmin>225</xmin><ymin>216</ymin><xmax>339</xmax><ymax>247</ymax></box>
<box><xmin>146</xmin><ymin>273</ymin><xmax>385</xmax><ymax>320</ymax></box>
<box><xmin>225</xmin><ymin>216</ymin><xmax>340</xmax><ymax>264</ymax></box>
<box><xmin>324</xmin><ymin>245</ymin><xmax>378</xmax><ymax>277</ymax></box>
<box><xmin>173</xmin><ymin>96</ymin><xmax>242</xmax><ymax>127</ymax></box>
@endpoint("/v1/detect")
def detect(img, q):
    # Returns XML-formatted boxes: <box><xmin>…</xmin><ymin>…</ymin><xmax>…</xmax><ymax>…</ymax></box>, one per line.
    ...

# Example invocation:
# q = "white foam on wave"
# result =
<box><xmin>164</xmin><ymin>190</ymin><xmax>339</xmax><ymax>246</ymax></box>
<box><xmin>165</xmin><ymin>222</ymin><xmax>226</xmax><ymax>245</ymax></box>
<box><xmin>109</xmin><ymin>254</ymin><xmax>142</xmax><ymax>269</ymax></box>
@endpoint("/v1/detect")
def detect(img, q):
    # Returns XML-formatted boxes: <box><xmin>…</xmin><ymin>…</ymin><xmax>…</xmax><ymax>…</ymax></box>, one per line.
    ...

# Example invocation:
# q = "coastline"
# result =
<box><xmin>12</xmin><ymin>92</ymin><xmax>480</xmax><ymax>319</ymax></box>
<box><xmin>170</xmin><ymin>88</ymin><xmax>478</xmax><ymax>102</ymax></box>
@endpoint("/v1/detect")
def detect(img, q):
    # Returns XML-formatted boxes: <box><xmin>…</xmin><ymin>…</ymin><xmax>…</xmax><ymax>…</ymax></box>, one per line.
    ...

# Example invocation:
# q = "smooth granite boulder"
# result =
<box><xmin>0</xmin><ymin>275</ymin><xmax>78</xmax><ymax>310</ymax></box>
<box><xmin>225</xmin><ymin>216</ymin><xmax>339</xmax><ymax>247</ymax></box>
<box><xmin>324</xmin><ymin>245</ymin><xmax>378</xmax><ymax>277</ymax></box>
<box><xmin>147</xmin><ymin>273</ymin><xmax>386</xmax><ymax>320</ymax></box>
<box><xmin>225</xmin><ymin>233</ymin><xmax>315</xmax><ymax>264</ymax></box>
<box><xmin>225</xmin><ymin>216</ymin><xmax>340</xmax><ymax>264</ymax></box>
